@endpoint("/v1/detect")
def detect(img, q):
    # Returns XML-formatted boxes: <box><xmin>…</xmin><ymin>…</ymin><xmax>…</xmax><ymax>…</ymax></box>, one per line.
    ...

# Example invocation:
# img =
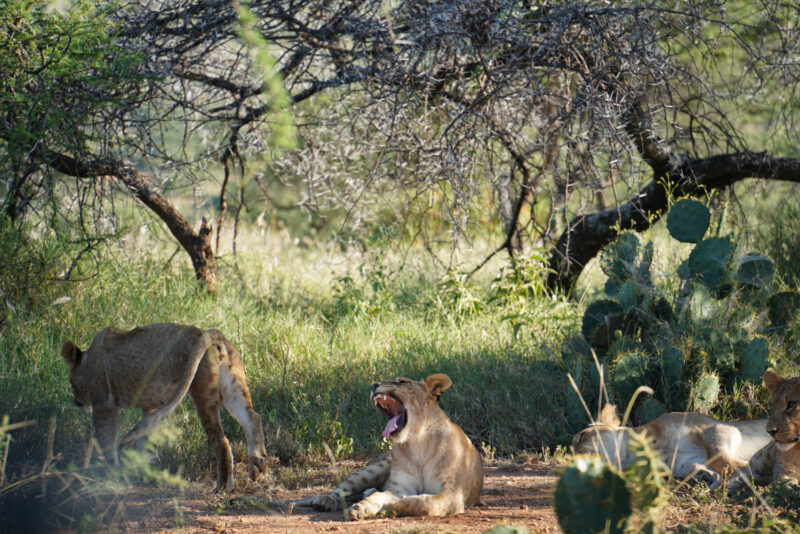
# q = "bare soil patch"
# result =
<box><xmin>98</xmin><ymin>460</ymin><xmax>561</xmax><ymax>533</ymax></box>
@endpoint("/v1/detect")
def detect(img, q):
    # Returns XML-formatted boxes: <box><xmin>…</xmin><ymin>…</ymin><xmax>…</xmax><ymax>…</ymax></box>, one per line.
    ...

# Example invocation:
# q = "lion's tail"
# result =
<box><xmin>120</xmin><ymin>329</ymin><xmax>227</xmax><ymax>445</ymax></box>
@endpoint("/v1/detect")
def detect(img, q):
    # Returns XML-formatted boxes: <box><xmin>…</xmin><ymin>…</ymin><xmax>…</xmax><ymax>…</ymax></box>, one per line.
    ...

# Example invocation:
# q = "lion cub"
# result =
<box><xmin>299</xmin><ymin>374</ymin><xmax>483</xmax><ymax>519</ymax></box>
<box><xmin>61</xmin><ymin>323</ymin><xmax>268</xmax><ymax>490</ymax></box>
<box><xmin>573</xmin><ymin>404</ymin><xmax>769</xmax><ymax>487</ymax></box>
<box><xmin>736</xmin><ymin>370</ymin><xmax>800</xmax><ymax>485</ymax></box>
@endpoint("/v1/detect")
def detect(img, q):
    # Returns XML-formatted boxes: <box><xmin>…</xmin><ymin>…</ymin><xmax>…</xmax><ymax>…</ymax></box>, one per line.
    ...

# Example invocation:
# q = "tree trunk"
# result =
<box><xmin>40</xmin><ymin>150</ymin><xmax>218</xmax><ymax>295</ymax></box>
<box><xmin>546</xmin><ymin>152</ymin><xmax>800</xmax><ymax>294</ymax></box>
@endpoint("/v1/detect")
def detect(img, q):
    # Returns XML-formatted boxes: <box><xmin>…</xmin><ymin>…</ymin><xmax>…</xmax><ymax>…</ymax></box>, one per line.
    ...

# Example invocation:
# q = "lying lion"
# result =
<box><xmin>297</xmin><ymin>374</ymin><xmax>483</xmax><ymax>519</ymax></box>
<box><xmin>573</xmin><ymin>404</ymin><xmax>769</xmax><ymax>486</ymax></box>
<box><xmin>61</xmin><ymin>323</ymin><xmax>269</xmax><ymax>490</ymax></box>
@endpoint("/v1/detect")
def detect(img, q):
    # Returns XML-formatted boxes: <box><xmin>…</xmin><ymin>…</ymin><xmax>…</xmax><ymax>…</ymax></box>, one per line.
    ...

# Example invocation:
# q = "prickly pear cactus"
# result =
<box><xmin>661</xmin><ymin>347</ymin><xmax>684</xmax><ymax>387</ymax></box>
<box><xmin>739</xmin><ymin>337</ymin><xmax>769</xmax><ymax>384</ymax></box>
<box><xmin>688</xmin><ymin>237</ymin><xmax>735</xmax><ymax>293</ymax></box>
<box><xmin>582</xmin><ymin>299</ymin><xmax>625</xmax><ymax>349</ymax></box>
<box><xmin>637</xmin><ymin>240</ymin><xmax>654</xmax><ymax>286</ymax></box>
<box><xmin>625</xmin><ymin>432</ymin><xmax>669</xmax><ymax>532</ymax></box>
<box><xmin>555</xmin><ymin>457</ymin><xmax>632</xmax><ymax>534</ymax></box>
<box><xmin>736</xmin><ymin>254</ymin><xmax>775</xmax><ymax>290</ymax></box>
<box><xmin>697</xmin><ymin>329</ymin><xmax>736</xmax><ymax>376</ymax></box>
<box><xmin>690</xmin><ymin>373</ymin><xmax>720</xmax><ymax>413</ymax></box>
<box><xmin>600</xmin><ymin>231</ymin><xmax>641</xmax><ymax>282</ymax></box>
<box><xmin>616</xmin><ymin>281</ymin><xmax>638</xmax><ymax>312</ymax></box>
<box><xmin>612</xmin><ymin>350</ymin><xmax>653</xmax><ymax>406</ymax></box>
<box><xmin>667</xmin><ymin>199</ymin><xmax>711</xmax><ymax>243</ymax></box>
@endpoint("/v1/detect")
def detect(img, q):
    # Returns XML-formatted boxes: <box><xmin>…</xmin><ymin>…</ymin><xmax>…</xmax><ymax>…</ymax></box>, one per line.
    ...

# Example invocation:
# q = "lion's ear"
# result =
<box><xmin>598</xmin><ymin>404</ymin><xmax>621</xmax><ymax>426</ymax></box>
<box><xmin>424</xmin><ymin>374</ymin><xmax>452</xmax><ymax>400</ymax></box>
<box><xmin>763</xmin><ymin>369</ymin><xmax>784</xmax><ymax>394</ymax></box>
<box><xmin>61</xmin><ymin>341</ymin><xmax>81</xmax><ymax>367</ymax></box>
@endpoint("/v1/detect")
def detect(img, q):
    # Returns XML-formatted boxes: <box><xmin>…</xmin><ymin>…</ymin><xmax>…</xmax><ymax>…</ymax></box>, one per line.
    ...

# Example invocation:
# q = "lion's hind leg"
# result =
<box><xmin>698</xmin><ymin>424</ymin><xmax>750</xmax><ymax>489</ymax></box>
<box><xmin>190</xmin><ymin>360</ymin><xmax>235</xmax><ymax>491</ymax></box>
<box><xmin>217</xmin><ymin>339</ymin><xmax>269</xmax><ymax>482</ymax></box>
<box><xmin>392</xmin><ymin>490</ymin><xmax>463</xmax><ymax>517</ymax></box>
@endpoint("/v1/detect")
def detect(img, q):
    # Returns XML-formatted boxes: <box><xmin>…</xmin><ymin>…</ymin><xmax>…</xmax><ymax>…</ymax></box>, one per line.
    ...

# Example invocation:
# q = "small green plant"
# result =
<box><xmin>563</xmin><ymin>199</ymin><xmax>793</xmax><ymax>423</ymax></box>
<box><xmin>434</xmin><ymin>270</ymin><xmax>483</xmax><ymax>317</ymax></box>
<box><xmin>331</xmin><ymin>262</ymin><xmax>398</xmax><ymax>317</ymax></box>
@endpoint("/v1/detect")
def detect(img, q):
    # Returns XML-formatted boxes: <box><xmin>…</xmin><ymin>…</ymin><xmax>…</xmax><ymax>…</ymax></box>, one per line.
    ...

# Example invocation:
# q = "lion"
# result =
<box><xmin>735</xmin><ymin>370</ymin><xmax>800</xmax><ymax>485</ymax></box>
<box><xmin>572</xmin><ymin>404</ymin><xmax>769</xmax><ymax>486</ymax></box>
<box><xmin>61</xmin><ymin>322</ymin><xmax>269</xmax><ymax>490</ymax></box>
<box><xmin>296</xmin><ymin>374</ymin><xmax>483</xmax><ymax>520</ymax></box>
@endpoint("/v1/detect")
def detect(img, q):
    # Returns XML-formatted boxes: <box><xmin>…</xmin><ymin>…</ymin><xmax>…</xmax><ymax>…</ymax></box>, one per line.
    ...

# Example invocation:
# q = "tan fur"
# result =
<box><xmin>572</xmin><ymin>405</ymin><xmax>770</xmax><ymax>487</ymax></box>
<box><xmin>61</xmin><ymin>323</ymin><xmax>268</xmax><ymax>490</ymax></box>
<box><xmin>738</xmin><ymin>370</ymin><xmax>800</xmax><ymax>485</ymax></box>
<box><xmin>299</xmin><ymin>374</ymin><xmax>483</xmax><ymax>519</ymax></box>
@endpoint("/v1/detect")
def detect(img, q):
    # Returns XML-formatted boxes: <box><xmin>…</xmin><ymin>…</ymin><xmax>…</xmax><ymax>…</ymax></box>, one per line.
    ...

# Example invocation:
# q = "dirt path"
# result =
<box><xmin>113</xmin><ymin>462</ymin><xmax>561</xmax><ymax>533</ymax></box>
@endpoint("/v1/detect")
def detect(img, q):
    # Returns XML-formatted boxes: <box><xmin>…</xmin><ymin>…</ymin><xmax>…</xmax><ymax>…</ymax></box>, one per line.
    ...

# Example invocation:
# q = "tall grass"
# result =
<box><xmin>0</xmin><ymin>227</ymin><xmax>580</xmax><ymax>487</ymax></box>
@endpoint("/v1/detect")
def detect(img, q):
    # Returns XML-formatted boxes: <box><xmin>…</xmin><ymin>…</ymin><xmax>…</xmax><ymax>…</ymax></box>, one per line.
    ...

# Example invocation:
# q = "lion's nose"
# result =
<box><xmin>768</xmin><ymin>427</ymin><xmax>778</xmax><ymax>437</ymax></box>
<box><xmin>371</xmin><ymin>382</ymin><xmax>379</xmax><ymax>393</ymax></box>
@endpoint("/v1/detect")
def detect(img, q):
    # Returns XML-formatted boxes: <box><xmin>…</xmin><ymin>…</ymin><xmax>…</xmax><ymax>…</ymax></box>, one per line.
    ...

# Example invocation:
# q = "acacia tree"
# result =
<box><xmin>3</xmin><ymin>1</ymin><xmax>800</xmax><ymax>294</ymax></box>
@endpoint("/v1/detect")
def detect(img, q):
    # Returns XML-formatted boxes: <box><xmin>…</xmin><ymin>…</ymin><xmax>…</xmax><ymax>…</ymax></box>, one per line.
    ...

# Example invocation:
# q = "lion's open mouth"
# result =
<box><xmin>373</xmin><ymin>393</ymin><xmax>406</xmax><ymax>438</ymax></box>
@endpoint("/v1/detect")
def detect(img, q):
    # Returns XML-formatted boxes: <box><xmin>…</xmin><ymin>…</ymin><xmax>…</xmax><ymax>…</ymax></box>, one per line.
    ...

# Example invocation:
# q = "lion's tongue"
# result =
<box><xmin>382</xmin><ymin>414</ymin><xmax>402</xmax><ymax>438</ymax></box>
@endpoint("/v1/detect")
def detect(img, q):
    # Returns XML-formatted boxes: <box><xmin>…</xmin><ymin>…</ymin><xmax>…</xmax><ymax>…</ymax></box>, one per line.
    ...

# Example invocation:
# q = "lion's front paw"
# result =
<box><xmin>347</xmin><ymin>501</ymin><xmax>376</xmax><ymax>521</ymax></box>
<box><xmin>248</xmin><ymin>455</ymin><xmax>271</xmax><ymax>482</ymax></box>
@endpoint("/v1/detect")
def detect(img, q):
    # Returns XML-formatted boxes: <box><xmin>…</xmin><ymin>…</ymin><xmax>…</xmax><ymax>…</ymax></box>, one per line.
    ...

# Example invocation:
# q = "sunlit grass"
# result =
<box><xmin>0</xmin><ymin>231</ymin><xmax>580</xmax><ymax>486</ymax></box>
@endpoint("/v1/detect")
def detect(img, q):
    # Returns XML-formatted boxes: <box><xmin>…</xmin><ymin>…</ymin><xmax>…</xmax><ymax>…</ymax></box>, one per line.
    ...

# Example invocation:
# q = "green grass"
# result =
<box><xmin>0</xmin><ymin>233</ymin><xmax>580</xmax><ymax>484</ymax></box>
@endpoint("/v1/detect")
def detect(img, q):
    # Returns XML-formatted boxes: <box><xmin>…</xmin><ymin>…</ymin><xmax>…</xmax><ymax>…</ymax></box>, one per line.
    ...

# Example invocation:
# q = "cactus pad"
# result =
<box><xmin>617</xmin><ymin>281</ymin><xmax>638</xmax><ymax>312</ymax></box>
<box><xmin>690</xmin><ymin>373</ymin><xmax>720</xmax><ymax>412</ymax></box>
<box><xmin>667</xmin><ymin>199</ymin><xmax>711</xmax><ymax>243</ymax></box>
<box><xmin>600</xmin><ymin>232</ymin><xmax>641</xmax><ymax>281</ymax></box>
<box><xmin>613</xmin><ymin>350</ymin><xmax>653</xmax><ymax>405</ymax></box>
<box><xmin>739</xmin><ymin>337</ymin><xmax>769</xmax><ymax>384</ymax></box>
<box><xmin>661</xmin><ymin>347</ymin><xmax>684</xmax><ymax>387</ymax></box>
<box><xmin>736</xmin><ymin>254</ymin><xmax>775</xmax><ymax>290</ymax></box>
<box><xmin>688</xmin><ymin>237</ymin><xmax>735</xmax><ymax>292</ymax></box>
<box><xmin>582</xmin><ymin>299</ymin><xmax>625</xmax><ymax>348</ymax></box>
<box><xmin>697</xmin><ymin>328</ymin><xmax>736</xmax><ymax>376</ymax></box>
<box><xmin>555</xmin><ymin>457</ymin><xmax>632</xmax><ymax>534</ymax></box>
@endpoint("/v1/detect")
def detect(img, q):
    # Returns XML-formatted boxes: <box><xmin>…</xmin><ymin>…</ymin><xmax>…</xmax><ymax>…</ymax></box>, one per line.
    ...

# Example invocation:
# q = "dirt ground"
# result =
<box><xmin>104</xmin><ymin>461</ymin><xmax>561</xmax><ymax>534</ymax></box>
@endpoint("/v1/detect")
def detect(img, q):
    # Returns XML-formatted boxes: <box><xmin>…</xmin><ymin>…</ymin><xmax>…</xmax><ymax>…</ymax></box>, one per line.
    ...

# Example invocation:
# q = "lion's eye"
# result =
<box><xmin>786</xmin><ymin>401</ymin><xmax>797</xmax><ymax>412</ymax></box>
